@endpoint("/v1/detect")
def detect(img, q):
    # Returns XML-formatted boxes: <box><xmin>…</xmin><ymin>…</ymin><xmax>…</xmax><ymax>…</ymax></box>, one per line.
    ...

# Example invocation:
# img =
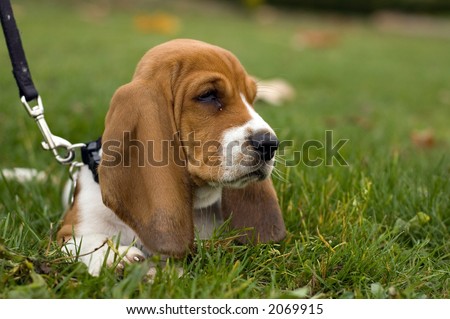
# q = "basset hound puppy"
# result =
<box><xmin>57</xmin><ymin>39</ymin><xmax>286</xmax><ymax>276</ymax></box>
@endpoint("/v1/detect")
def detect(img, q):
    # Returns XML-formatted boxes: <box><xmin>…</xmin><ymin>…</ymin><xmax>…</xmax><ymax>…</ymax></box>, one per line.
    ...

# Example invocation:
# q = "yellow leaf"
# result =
<box><xmin>133</xmin><ymin>13</ymin><xmax>180</xmax><ymax>35</ymax></box>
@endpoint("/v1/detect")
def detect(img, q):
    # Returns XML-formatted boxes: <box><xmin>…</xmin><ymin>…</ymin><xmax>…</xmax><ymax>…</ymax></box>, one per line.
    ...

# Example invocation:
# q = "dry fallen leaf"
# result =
<box><xmin>292</xmin><ymin>30</ymin><xmax>340</xmax><ymax>50</ymax></box>
<box><xmin>410</xmin><ymin>129</ymin><xmax>436</xmax><ymax>149</ymax></box>
<box><xmin>133</xmin><ymin>13</ymin><xmax>180</xmax><ymax>35</ymax></box>
<box><xmin>78</xmin><ymin>3</ymin><xmax>111</xmax><ymax>23</ymax></box>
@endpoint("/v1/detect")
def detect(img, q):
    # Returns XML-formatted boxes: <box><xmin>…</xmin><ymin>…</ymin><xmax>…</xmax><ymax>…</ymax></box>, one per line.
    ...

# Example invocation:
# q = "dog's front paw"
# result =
<box><xmin>121</xmin><ymin>246</ymin><xmax>147</xmax><ymax>263</ymax></box>
<box><xmin>115</xmin><ymin>246</ymin><xmax>146</xmax><ymax>271</ymax></box>
<box><xmin>82</xmin><ymin>244</ymin><xmax>146</xmax><ymax>276</ymax></box>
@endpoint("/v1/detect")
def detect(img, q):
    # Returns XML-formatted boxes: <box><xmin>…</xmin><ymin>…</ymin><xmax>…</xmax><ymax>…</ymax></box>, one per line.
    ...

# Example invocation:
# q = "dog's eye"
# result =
<box><xmin>197</xmin><ymin>90</ymin><xmax>218</xmax><ymax>103</ymax></box>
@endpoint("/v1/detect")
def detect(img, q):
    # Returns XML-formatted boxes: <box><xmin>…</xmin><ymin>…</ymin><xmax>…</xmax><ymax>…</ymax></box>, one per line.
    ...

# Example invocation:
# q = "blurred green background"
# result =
<box><xmin>0</xmin><ymin>0</ymin><xmax>449</xmax><ymax>298</ymax></box>
<box><xmin>1</xmin><ymin>0</ymin><xmax>449</xmax><ymax>168</ymax></box>
<box><xmin>233</xmin><ymin>0</ymin><xmax>450</xmax><ymax>13</ymax></box>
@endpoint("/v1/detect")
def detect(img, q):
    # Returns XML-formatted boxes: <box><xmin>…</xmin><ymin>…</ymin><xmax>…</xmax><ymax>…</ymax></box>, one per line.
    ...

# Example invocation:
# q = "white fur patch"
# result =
<box><xmin>240</xmin><ymin>93</ymin><xmax>275</xmax><ymax>134</ymax></box>
<box><xmin>62</xmin><ymin>166</ymin><xmax>146</xmax><ymax>276</ymax></box>
<box><xmin>75</xmin><ymin>167</ymin><xmax>136</xmax><ymax>243</ymax></box>
<box><xmin>218</xmin><ymin>93</ymin><xmax>275</xmax><ymax>184</ymax></box>
<box><xmin>193</xmin><ymin>185</ymin><xmax>222</xmax><ymax>209</ymax></box>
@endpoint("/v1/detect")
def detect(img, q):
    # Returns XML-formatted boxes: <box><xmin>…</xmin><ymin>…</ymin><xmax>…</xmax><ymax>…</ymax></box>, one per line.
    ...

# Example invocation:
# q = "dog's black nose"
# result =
<box><xmin>250</xmin><ymin>131</ymin><xmax>279</xmax><ymax>161</ymax></box>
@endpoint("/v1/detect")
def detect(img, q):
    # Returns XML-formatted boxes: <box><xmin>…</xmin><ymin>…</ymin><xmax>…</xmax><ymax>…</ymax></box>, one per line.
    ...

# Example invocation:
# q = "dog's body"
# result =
<box><xmin>57</xmin><ymin>39</ymin><xmax>286</xmax><ymax>276</ymax></box>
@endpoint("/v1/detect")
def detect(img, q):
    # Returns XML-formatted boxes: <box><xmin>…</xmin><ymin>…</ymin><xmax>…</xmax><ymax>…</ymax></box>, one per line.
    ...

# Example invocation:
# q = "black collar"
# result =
<box><xmin>81</xmin><ymin>137</ymin><xmax>102</xmax><ymax>183</ymax></box>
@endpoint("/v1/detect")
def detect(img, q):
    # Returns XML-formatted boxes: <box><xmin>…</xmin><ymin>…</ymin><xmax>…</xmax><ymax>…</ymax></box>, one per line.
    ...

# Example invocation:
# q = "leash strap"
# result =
<box><xmin>0</xmin><ymin>0</ymin><xmax>38</xmax><ymax>101</ymax></box>
<box><xmin>0</xmin><ymin>0</ymin><xmax>87</xmax><ymax>169</ymax></box>
<box><xmin>0</xmin><ymin>0</ymin><xmax>95</xmax><ymax>204</ymax></box>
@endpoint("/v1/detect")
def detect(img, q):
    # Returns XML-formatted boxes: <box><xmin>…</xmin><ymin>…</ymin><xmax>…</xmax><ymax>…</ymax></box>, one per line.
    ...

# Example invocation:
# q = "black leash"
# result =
<box><xmin>0</xmin><ymin>0</ymin><xmax>85</xmax><ymax>166</ymax></box>
<box><xmin>0</xmin><ymin>0</ymin><xmax>98</xmax><ymax>165</ymax></box>
<box><xmin>0</xmin><ymin>0</ymin><xmax>38</xmax><ymax>101</ymax></box>
<box><xmin>0</xmin><ymin>0</ymin><xmax>100</xmax><ymax>198</ymax></box>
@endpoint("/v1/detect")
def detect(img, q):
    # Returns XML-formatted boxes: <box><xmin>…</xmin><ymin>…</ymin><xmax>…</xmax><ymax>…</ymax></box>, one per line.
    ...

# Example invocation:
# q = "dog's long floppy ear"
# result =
<box><xmin>221</xmin><ymin>179</ymin><xmax>286</xmax><ymax>244</ymax></box>
<box><xmin>98</xmin><ymin>80</ymin><xmax>194</xmax><ymax>257</ymax></box>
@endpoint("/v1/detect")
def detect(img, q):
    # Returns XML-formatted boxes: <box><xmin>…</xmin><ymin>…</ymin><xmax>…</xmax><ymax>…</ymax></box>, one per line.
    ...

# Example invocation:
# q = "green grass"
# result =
<box><xmin>0</xmin><ymin>0</ymin><xmax>449</xmax><ymax>298</ymax></box>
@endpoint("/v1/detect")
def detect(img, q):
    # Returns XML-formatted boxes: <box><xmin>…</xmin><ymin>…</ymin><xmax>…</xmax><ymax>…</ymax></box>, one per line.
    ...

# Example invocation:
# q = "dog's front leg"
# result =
<box><xmin>62</xmin><ymin>234</ymin><xmax>146</xmax><ymax>276</ymax></box>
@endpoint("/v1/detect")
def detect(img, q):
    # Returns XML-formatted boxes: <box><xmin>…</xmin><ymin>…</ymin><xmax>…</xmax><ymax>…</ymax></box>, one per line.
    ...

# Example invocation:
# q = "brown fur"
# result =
<box><xmin>57</xmin><ymin>184</ymin><xmax>80</xmax><ymax>244</ymax></box>
<box><xmin>222</xmin><ymin>179</ymin><xmax>286</xmax><ymax>243</ymax></box>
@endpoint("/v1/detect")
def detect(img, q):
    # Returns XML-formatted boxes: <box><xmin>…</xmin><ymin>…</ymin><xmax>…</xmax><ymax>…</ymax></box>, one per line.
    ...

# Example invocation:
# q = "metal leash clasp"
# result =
<box><xmin>21</xmin><ymin>95</ymin><xmax>86</xmax><ymax>165</ymax></box>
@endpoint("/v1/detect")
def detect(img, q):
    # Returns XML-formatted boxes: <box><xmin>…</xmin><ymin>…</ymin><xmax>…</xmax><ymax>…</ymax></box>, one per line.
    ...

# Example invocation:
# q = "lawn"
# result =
<box><xmin>0</xmin><ymin>0</ymin><xmax>449</xmax><ymax>298</ymax></box>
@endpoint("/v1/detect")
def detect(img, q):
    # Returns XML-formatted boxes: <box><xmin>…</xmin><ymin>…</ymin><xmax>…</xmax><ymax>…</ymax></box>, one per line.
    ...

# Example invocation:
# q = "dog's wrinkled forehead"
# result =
<box><xmin>133</xmin><ymin>39</ymin><xmax>253</xmax><ymax>94</ymax></box>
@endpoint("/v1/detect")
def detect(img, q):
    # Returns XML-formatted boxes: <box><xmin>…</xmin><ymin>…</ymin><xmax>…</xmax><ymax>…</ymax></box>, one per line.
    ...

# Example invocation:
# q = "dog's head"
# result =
<box><xmin>99</xmin><ymin>39</ymin><xmax>285</xmax><ymax>256</ymax></box>
<box><xmin>133</xmin><ymin>39</ymin><xmax>278</xmax><ymax>188</ymax></box>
